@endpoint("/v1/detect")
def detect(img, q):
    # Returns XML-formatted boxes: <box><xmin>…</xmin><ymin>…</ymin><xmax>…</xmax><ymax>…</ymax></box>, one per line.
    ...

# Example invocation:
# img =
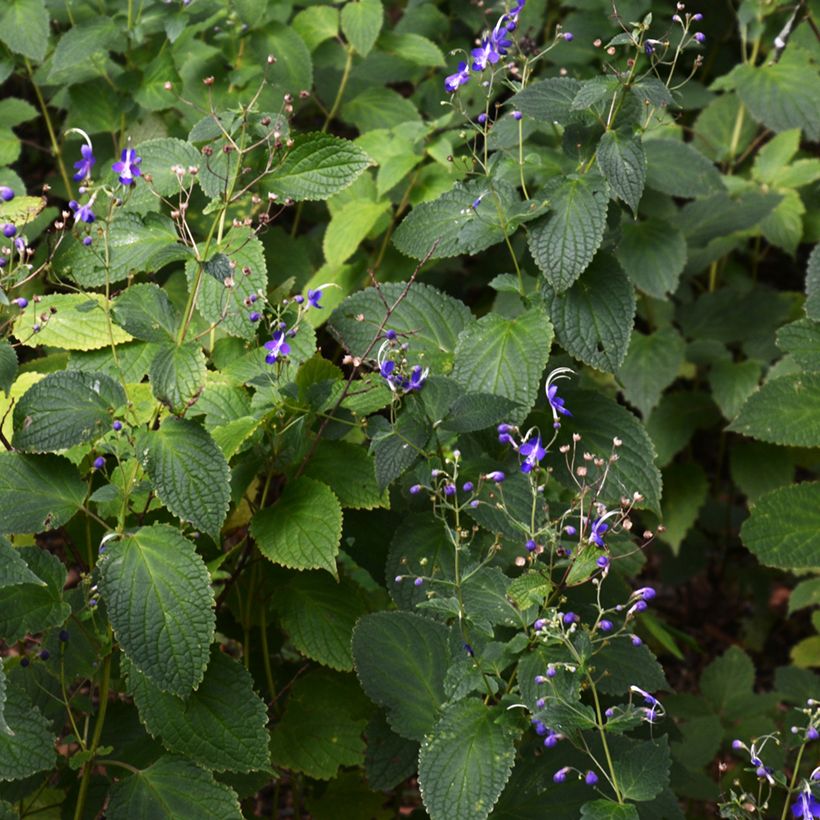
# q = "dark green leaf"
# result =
<box><xmin>777</xmin><ymin>319</ymin><xmax>820</xmax><ymax>372</ymax></box>
<box><xmin>136</xmin><ymin>138</ymin><xmax>201</xmax><ymax>196</ymax></box>
<box><xmin>0</xmin><ymin>539</ymin><xmax>45</xmax><ymax>588</ymax></box>
<box><xmin>365</xmin><ymin>712</ymin><xmax>419</xmax><ymax>791</ymax></box>
<box><xmin>441</xmin><ymin>393</ymin><xmax>523</xmax><ymax>433</ymax></box>
<box><xmin>611</xmin><ymin>736</ymin><xmax>671</xmax><ymax>802</ymax></box>
<box><xmin>597</xmin><ymin>130</ymin><xmax>646</xmax><ymax>214</ymax></box>
<box><xmin>509</xmin><ymin>78</ymin><xmax>582</xmax><ymax>124</ymax></box>
<box><xmin>581</xmin><ymin>802</ymin><xmax>639</xmax><ymax>820</ymax></box>
<box><xmin>618</xmin><ymin>328</ymin><xmax>685</xmax><ymax>417</ymax></box>
<box><xmin>302</xmin><ymin>441</ymin><xmax>387</xmax><ymax>509</ymax></box>
<box><xmin>615</xmin><ymin>218</ymin><xmax>686</xmax><ymax>298</ymax></box>
<box><xmin>371</xmin><ymin>412</ymin><xmax>429</xmax><ymax>490</ymax></box>
<box><xmin>113</xmin><ymin>283</ymin><xmax>179</xmax><ymax>342</ymax></box>
<box><xmin>0</xmin><ymin>686</ymin><xmax>55</xmax><ymax>781</ymax></box>
<box><xmin>659</xmin><ymin>463</ymin><xmax>708</xmax><ymax>554</ymax></box>
<box><xmin>593</xmin><ymin>640</ymin><xmax>668</xmax><ymax>696</ymax></box>
<box><xmin>806</xmin><ymin>244</ymin><xmax>820</xmax><ymax>321</ymax></box>
<box><xmin>149</xmin><ymin>342</ymin><xmax>206</xmax><ymax>414</ymax></box>
<box><xmin>643</xmin><ymin>139</ymin><xmax>723</xmax><ymax>198</ymax></box>
<box><xmin>708</xmin><ymin>360</ymin><xmax>762</xmax><ymax>419</ymax></box>
<box><xmin>0</xmin><ymin>340</ymin><xmax>17</xmax><ymax>397</ymax></box>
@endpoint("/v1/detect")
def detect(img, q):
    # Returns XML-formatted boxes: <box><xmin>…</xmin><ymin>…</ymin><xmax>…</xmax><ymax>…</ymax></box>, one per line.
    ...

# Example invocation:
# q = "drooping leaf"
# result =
<box><xmin>418</xmin><ymin>699</ymin><xmax>518</xmax><ymax>820</ymax></box>
<box><xmin>618</xmin><ymin>328</ymin><xmax>685</xmax><ymax>418</ymax></box>
<box><xmin>596</xmin><ymin>130</ymin><xmax>646</xmax><ymax>214</ymax></box>
<box><xmin>593</xmin><ymin>640</ymin><xmax>668</xmax><ymax>696</ymax></box>
<box><xmin>341</xmin><ymin>0</ymin><xmax>383</xmax><ymax>56</ymax></box>
<box><xmin>112</xmin><ymin>283</ymin><xmax>179</xmax><ymax>342</ymax></box>
<box><xmin>123</xmin><ymin>649</ymin><xmax>269</xmax><ymax>772</ymax></box>
<box><xmin>323</xmin><ymin>199</ymin><xmax>390</xmax><ymax>264</ymax></box>
<box><xmin>0</xmin><ymin>453</ymin><xmax>85</xmax><ymax>535</ymax></box>
<box><xmin>789</xmin><ymin>578</ymin><xmax>820</xmax><ymax>615</ymax></box>
<box><xmin>708</xmin><ymin>359</ymin><xmax>762</xmax><ymax>419</ymax></box>
<box><xmin>12</xmin><ymin>370</ymin><xmax>125</xmax><ymax>452</ymax></box>
<box><xmin>149</xmin><ymin>342</ymin><xmax>206</xmax><ymax>414</ymax></box>
<box><xmin>699</xmin><ymin>646</ymin><xmax>755</xmax><ymax>718</ymax></box>
<box><xmin>0</xmin><ymin>686</ymin><xmax>55</xmax><ymax>781</ymax></box>
<box><xmin>352</xmin><ymin>611</ymin><xmax>450</xmax><ymax>741</ymax></box>
<box><xmin>98</xmin><ymin>524</ymin><xmax>215</xmax><ymax>695</ymax></box>
<box><xmin>730</xmin><ymin>442</ymin><xmax>795</xmax><ymax>504</ymax></box>
<box><xmin>139</xmin><ymin>418</ymin><xmax>231</xmax><ymax>538</ymax></box>
<box><xmin>659</xmin><ymin>463</ymin><xmax>709</xmax><ymax>554</ymax></box>
<box><xmin>251</xmin><ymin>477</ymin><xmax>342</xmax><ymax>576</ymax></box>
<box><xmin>615</xmin><ymin>218</ymin><xmax>686</xmax><ymax>298</ymax></box>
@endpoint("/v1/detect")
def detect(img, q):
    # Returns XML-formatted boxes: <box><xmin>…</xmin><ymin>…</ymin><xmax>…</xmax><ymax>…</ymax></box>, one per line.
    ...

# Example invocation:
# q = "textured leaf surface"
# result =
<box><xmin>12</xmin><ymin>370</ymin><xmax>125</xmax><ymax>452</ymax></box>
<box><xmin>0</xmin><ymin>0</ymin><xmax>49</xmax><ymax>61</ymax></box>
<box><xmin>728</xmin><ymin>373</ymin><xmax>820</xmax><ymax>446</ymax></box>
<box><xmin>643</xmin><ymin>139</ymin><xmax>723</xmax><ymax>198</ymax></box>
<box><xmin>13</xmin><ymin>294</ymin><xmax>132</xmax><ymax>351</ymax></box>
<box><xmin>371</xmin><ymin>412</ymin><xmax>429</xmax><ymax>490</ymax></box>
<box><xmin>596</xmin><ymin>130</ymin><xmax>645</xmax><ymax>214</ymax></box>
<box><xmin>365</xmin><ymin>713</ymin><xmax>419</xmax><ymax>791</ymax></box>
<box><xmin>275</xmin><ymin>573</ymin><xmax>369</xmax><ymax>670</ymax></box>
<box><xmin>329</xmin><ymin>281</ymin><xmax>473</xmax><ymax>370</ymax></box>
<box><xmin>708</xmin><ymin>360</ymin><xmax>762</xmax><ymax>419</ymax></box>
<box><xmin>418</xmin><ymin>699</ymin><xmax>517</xmax><ymax>820</ymax></box>
<box><xmin>149</xmin><ymin>343</ymin><xmax>206</xmax><ymax>414</ymax></box>
<box><xmin>740</xmin><ymin>483</ymin><xmax>820</xmax><ymax>570</ymax></box>
<box><xmin>113</xmin><ymin>283</ymin><xmax>179</xmax><ymax>342</ymax></box>
<box><xmin>0</xmin><ymin>686</ymin><xmax>55</xmax><ymax>781</ymax></box>
<box><xmin>509</xmin><ymin>78</ymin><xmax>581</xmax><ymax>124</ymax></box>
<box><xmin>594</xmin><ymin>640</ymin><xmax>668</xmax><ymax>696</ymax></box>
<box><xmin>136</xmin><ymin>138</ymin><xmax>201</xmax><ymax>196</ymax></box>
<box><xmin>302</xmin><ymin>441</ymin><xmax>387</xmax><ymax>509</ymax></box>
<box><xmin>545</xmin><ymin>255</ymin><xmax>636</xmax><ymax>373</ymax></box>
<box><xmin>124</xmin><ymin>649</ymin><xmax>269</xmax><ymax>772</ymax></box>
<box><xmin>267</xmin><ymin>132</ymin><xmax>372</xmax><ymax>201</ymax></box>
<box><xmin>98</xmin><ymin>524</ymin><xmax>215</xmax><ymax>695</ymax></box>
<box><xmin>0</xmin><ymin>340</ymin><xmax>16</xmax><ymax>397</ymax></box>
<box><xmin>323</xmin><ymin>199</ymin><xmax>390</xmax><ymax>264</ymax></box>
<box><xmin>0</xmin><ymin>539</ymin><xmax>45</xmax><ymax>588</ymax></box>
<box><xmin>0</xmin><ymin>660</ymin><xmax>9</xmax><ymax>737</ymax></box>
<box><xmin>251</xmin><ymin>477</ymin><xmax>342</xmax><ymax>575</ymax></box>
<box><xmin>451</xmin><ymin>307</ymin><xmax>553</xmax><ymax>423</ymax></box>
<box><xmin>776</xmin><ymin>319</ymin><xmax>820</xmax><ymax>373</ymax></box>
<box><xmin>581</xmin><ymin>801</ymin><xmax>639</xmax><ymax>819</ymax></box>
<box><xmin>618</xmin><ymin>328</ymin><xmax>685</xmax><ymax>418</ymax></box>
<box><xmin>107</xmin><ymin>756</ymin><xmax>242</xmax><ymax>819</ymax></box>
<box><xmin>0</xmin><ymin>453</ymin><xmax>85</xmax><ymax>534</ymax></box>
<box><xmin>611</xmin><ymin>737</ymin><xmax>671</xmax><ymax>802</ymax></box>
<box><xmin>341</xmin><ymin>0</ymin><xmax>383</xmax><ymax>56</ymax></box>
<box><xmin>615</xmin><ymin>218</ymin><xmax>686</xmax><ymax>298</ymax></box>
<box><xmin>140</xmin><ymin>418</ymin><xmax>230</xmax><ymax>537</ymax></box>
<box><xmin>806</xmin><ymin>244</ymin><xmax>820</xmax><ymax>321</ymax></box>
<box><xmin>353</xmin><ymin>612</ymin><xmax>450</xmax><ymax>741</ymax></box>
<box><xmin>528</xmin><ymin>175</ymin><xmax>609</xmax><ymax>292</ymax></box>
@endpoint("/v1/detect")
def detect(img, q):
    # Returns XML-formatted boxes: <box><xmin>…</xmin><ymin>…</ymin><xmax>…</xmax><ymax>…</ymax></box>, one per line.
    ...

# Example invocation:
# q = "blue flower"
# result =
<box><xmin>407</xmin><ymin>365</ymin><xmax>427</xmax><ymax>392</ymax></box>
<box><xmin>73</xmin><ymin>144</ymin><xmax>95</xmax><ymax>181</ymax></box>
<box><xmin>589</xmin><ymin>518</ymin><xmax>608</xmax><ymax>547</ymax></box>
<box><xmin>519</xmin><ymin>434</ymin><xmax>546</xmax><ymax>473</ymax></box>
<box><xmin>308</xmin><ymin>288</ymin><xmax>323</xmax><ymax>309</ymax></box>
<box><xmin>585</xmin><ymin>771</ymin><xmax>598</xmax><ymax>786</ymax></box>
<box><xmin>485</xmin><ymin>470</ymin><xmax>505</xmax><ymax>483</ymax></box>
<box><xmin>3</xmin><ymin>223</ymin><xmax>16</xmax><ymax>238</ymax></box>
<box><xmin>471</xmin><ymin>38</ymin><xmax>502</xmax><ymax>71</ymax></box>
<box><xmin>0</xmin><ymin>186</ymin><xmax>14</xmax><ymax>201</ymax></box>
<box><xmin>264</xmin><ymin>331</ymin><xmax>291</xmax><ymax>363</ymax></box>
<box><xmin>547</xmin><ymin>384</ymin><xmax>571</xmax><ymax>418</ymax></box>
<box><xmin>69</xmin><ymin>200</ymin><xmax>95</xmax><ymax>224</ymax></box>
<box><xmin>112</xmin><ymin>147</ymin><xmax>142</xmax><ymax>185</ymax></box>
<box><xmin>553</xmin><ymin>767</ymin><xmax>569</xmax><ymax>783</ymax></box>
<box><xmin>444</xmin><ymin>61</ymin><xmax>471</xmax><ymax>92</ymax></box>
<box><xmin>792</xmin><ymin>792</ymin><xmax>820</xmax><ymax>819</ymax></box>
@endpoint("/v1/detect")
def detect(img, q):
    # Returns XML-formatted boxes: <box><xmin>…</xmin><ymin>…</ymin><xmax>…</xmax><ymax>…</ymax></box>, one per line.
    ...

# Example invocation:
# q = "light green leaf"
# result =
<box><xmin>342</xmin><ymin>87</ymin><xmax>420</xmax><ymax>132</ymax></box>
<box><xmin>98</xmin><ymin>524</ymin><xmax>215</xmax><ymax>695</ymax></box>
<box><xmin>528</xmin><ymin>175</ymin><xmax>609</xmax><ymax>292</ymax></box>
<box><xmin>210</xmin><ymin>416</ymin><xmax>262</xmax><ymax>460</ymax></box>
<box><xmin>659</xmin><ymin>463</ymin><xmax>708</xmax><ymax>554</ymax></box>
<box><xmin>740</xmin><ymin>483</ymin><xmax>820</xmax><ymax>570</ymax></box>
<box><xmin>451</xmin><ymin>307</ymin><xmax>553</xmax><ymax>423</ymax></box>
<box><xmin>107</xmin><ymin>756</ymin><xmax>242</xmax><ymax>819</ymax></box>
<box><xmin>618</xmin><ymin>327</ymin><xmax>685</xmax><ymax>417</ymax></box>
<box><xmin>13</xmin><ymin>294</ymin><xmax>133</xmax><ymax>351</ymax></box>
<box><xmin>581</xmin><ymin>801</ymin><xmax>639</xmax><ymax>820</ymax></box>
<box><xmin>708</xmin><ymin>359</ymin><xmax>762</xmax><ymax>419</ymax></box>
<box><xmin>544</xmin><ymin>255</ymin><xmax>636</xmax><ymax>373</ymax></box>
<box><xmin>292</xmin><ymin>6</ymin><xmax>339</xmax><ymax>51</ymax></box>
<box><xmin>302</xmin><ymin>440</ymin><xmax>387</xmax><ymax>509</ymax></box>
<box><xmin>261</xmin><ymin>21</ymin><xmax>314</xmax><ymax>95</ymax></box>
<box><xmin>790</xmin><ymin>578</ymin><xmax>820</xmax><ymax>615</ymax></box>
<box><xmin>0</xmin><ymin>686</ymin><xmax>55</xmax><ymax>781</ymax></box>
<box><xmin>113</xmin><ymin>283</ymin><xmax>179</xmax><ymax>342</ymax></box>
<box><xmin>47</xmin><ymin>19</ymin><xmax>118</xmax><ymax>84</ymax></box>
<box><xmin>418</xmin><ymin>699</ymin><xmax>518</xmax><ymax>820</ymax></box>
<box><xmin>0</xmin><ymin>453</ymin><xmax>85</xmax><ymax>534</ymax></box>
<box><xmin>379</xmin><ymin>31</ymin><xmax>444</xmax><ymax>66</ymax></box>
<box><xmin>596</xmin><ymin>130</ymin><xmax>646</xmax><ymax>214</ymax></box>
<box><xmin>792</xmin><ymin>635</ymin><xmax>820</xmax><ymax>668</ymax></box>
<box><xmin>807</xmin><ymin>245</ymin><xmax>820</xmax><ymax>322</ymax></box>
<box><xmin>509</xmin><ymin>77</ymin><xmax>581</xmax><ymax>125</ymax></box>
<box><xmin>12</xmin><ymin>370</ymin><xmax>125</xmax><ymax>452</ymax></box>
<box><xmin>329</xmin><ymin>281</ymin><xmax>473</xmax><ymax>371</ymax></box>
<box><xmin>0</xmin><ymin>339</ymin><xmax>17</xmax><ymax>397</ymax></box>
<box><xmin>275</xmin><ymin>573</ymin><xmax>370</xmax><ymax>671</ymax></box>
<box><xmin>251</xmin><ymin>477</ymin><xmax>342</xmax><ymax>575</ymax></box>
<box><xmin>753</xmin><ymin>129</ymin><xmax>801</xmax><ymax>183</ymax></box>
<box><xmin>149</xmin><ymin>342</ymin><xmax>206</xmax><ymax>414</ymax></box>
<box><xmin>761</xmin><ymin>188</ymin><xmax>805</xmax><ymax>256</ymax></box>
<box><xmin>352</xmin><ymin>611</ymin><xmax>450</xmax><ymax>741</ymax></box>
<box><xmin>139</xmin><ymin>418</ymin><xmax>231</xmax><ymax>538</ymax></box>
<box><xmin>136</xmin><ymin>138</ymin><xmax>202</xmax><ymax>197</ymax></box>
<box><xmin>644</xmin><ymin>139</ymin><xmax>723</xmax><ymax>198</ymax></box>
<box><xmin>341</xmin><ymin>0</ymin><xmax>383</xmax><ymax>56</ymax></box>
<box><xmin>728</xmin><ymin>373</ymin><xmax>820</xmax><ymax>446</ymax></box>
<box><xmin>267</xmin><ymin>132</ymin><xmax>372</xmax><ymax>202</ymax></box>
<box><xmin>323</xmin><ymin>199</ymin><xmax>390</xmax><ymax>264</ymax></box>
<box><xmin>693</xmin><ymin>93</ymin><xmax>757</xmax><ymax>163</ymax></box>
<box><xmin>0</xmin><ymin>98</ymin><xmax>38</xmax><ymax>129</ymax></box>
<box><xmin>611</xmin><ymin>737</ymin><xmax>671</xmax><ymax>802</ymax></box>
<box><xmin>124</xmin><ymin>649</ymin><xmax>269</xmax><ymax>772</ymax></box>
<box><xmin>0</xmin><ymin>195</ymin><xmax>44</xmax><ymax>227</ymax></box>
<box><xmin>0</xmin><ymin>0</ymin><xmax>49</xmax><ymax>62</ymax></box>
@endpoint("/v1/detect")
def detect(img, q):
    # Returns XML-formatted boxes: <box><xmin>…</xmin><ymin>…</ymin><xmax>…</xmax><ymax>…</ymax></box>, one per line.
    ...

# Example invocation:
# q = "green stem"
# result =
<box><xmin>259</xmin><ymin>607</ymin><xmax>277</xmax><ymax>704</ymax></box>
<box><xmin>779</xmin><ymin>742</ymin><xmax>807</xmax><ymax>820</ymax></box>
<box><xmin>588</xmin><ymin>675</ymin><xmax>624</xmax><ymax>803</ymax></box>
<box><xmin>322</xmin><ymin>47</ymin><xmax>354</xmax><ymax>133</ymax></box>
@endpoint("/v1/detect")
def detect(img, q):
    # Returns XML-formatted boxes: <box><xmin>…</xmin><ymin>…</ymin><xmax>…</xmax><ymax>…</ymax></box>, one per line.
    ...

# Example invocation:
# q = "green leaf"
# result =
<box><xmin>47</xmin><ymin>19</ymin><xmax>118</xmax><ymax>84</ymax></box>
<box><xmin>596</xmin><ymin>130</ymin><xmax>646</xmax><ymax>214</ymax></box>
<box><xmin>0</xmin><ymin>194</ymin><xmax>45</xmax><ymax>226</ymax></box>
<box><xmin>275</xmin><ymin>573</ymin><xmax>370</xmax><ymax>670</ymax></box>
<box><xmin>136</xmin><ymin>138</ymin><xmax>202</xmax><ymax>196</ymax></box>
<box><xmin>251</xmin><ymin>477</ymin><xmax>342</xmax><ymax>575</ymax></box>
<box><xmin>740</xmin><ymin>482</ymin><xmax>820</xmax><ymax>570</ymax></box>
<box><xmin>753</xmin><ymin>129</ymin><xmax>801</xmax><ymax>183</ymax></box>
<box><xmin>581</xmin><ymin>802</ymin><xmax>639</xmax><ymax>820</ymax></box>
<box><xmin>441</xmin><ymin>393</ymin><xmax>523</xmax><ymax>433</ymax></box>
<box><xmin>528</xmin><ymin>175</ymin><xmax>609</xmax><ymax>292</ymax></box>
<box><xmin>124</xmin><ymin>648</ymin><xmax>269</xmax><ymax>772</ymax></box>
<box><xmin>379</xmin><ymin>31</ymin><xmax>444</xmax><ymax>66</ymax></box>
<box><xmin>371</xmin><ymin>412</ymin><xmax>429</xmax><ymax>490</ymax></box>
<box><xmin>0</xmin><ymin>539</ymin><xmax>46</xmax><ymax>588</ymax></box>
<box><xmin>418</xmin><ymin>699</ymin><xmax>518</xmax><ymax>820</ymax></box>
<box><xmin>730</xmin><ymin>442</ymin><xmax>795</xmax><ymax>504</ymax></box>
<box><xmin>323</xmin><ymin>199</ymin><xmax>390</xmax><ymax>264</ymax></box>
<box><xmin>0</xmin><ymin>659</ymin><xmax>9</xmax><ymax>737</ymax></box>
<box><xmin>0</xmin><ymin>339</ymin><xmax>17</xmax><ymax>397</ymax></box>
<box><xmin>113</xmin><ymin>284</ymin><xmax>180</xmax><ymax>342</ymax></box>
<box><xmin>643</xmin><ymin>139</ymin><xmax>723</xmax><ymax>198</ymax></box>
<box><xmin>342</xmin><ymin>87</ymin><xmax>420</xmax><ymax>132</ymax></box>
<box><xmin>140</xmin><ymin>418</ymin><xmax>231</xmax><ymax>538</ymax></box>
<box><xmin>149</xmin><ymin>342</ymin><xmax>206</xmax><ymax>414</ymax></box>
<box><xmin>0</xmin><ymin>0</ymin><xmax>49</xmax><ymax>62</ymax></box>
<box><xmin>789</xmin><ymin>578</ymin><xmax>820</xmax><ymax>615</ymax></box>
<box><xmin>365</xmin><ymin>713</ymin><xmax>419</xmax><ymax>791</ymax></box>
<box><xmin>352</xmin><ymin>611</ymin><xmax>450</xmax><ymax>741</ymax></box>
<box><xmin>806</xmin><ymin>245</ymin><xmax>820</xmax><ymax>322</ymax></box>
<box><xmin>708</xmin><ymin>360</ymin><xmax>762</xmax><ymax>419</ymax></box>
<box><xmin>735</xmin><ymin>48</ymin><xmax>820</xmax><ymax>141</ymax></box>
<box><xmin>728</xmin><ymin>373</ymin><xmax>820</xmax><ymax>446</ymax></box>
<box><xmin>12</xmin><ymin>370</ymin><xmax>125</xmax><ymax>452</ymax></box>
<box><xmin>13</xmin><ymin>294</ymin><xmax>133</xmax><ymax>351</ymax></box>
<box><xmin>631</xmin><ymin>76</ymin><xmax>675</xmax><ymax>109</ymax></box>
<box><xmin>699</xmin><ymin>646</ymin><xmax>754</xmax><ymax>716</ymax></box>
<box><xmin>0</xmin><ymin>98</ymin><xmax>38</xmax><ymax>129</ymax></box>
<box><xmin>544</xmin><ymin>255</ymin><xmax>636</xmax><ymax>373</ymax></box>
<box><xmin>98</xmin><ymin>524</ymin><xmax>215</xmax><ymax>695</ymax></box>
<box><xmin>329</xmin><ymin>281</ymin><xmax>473</xmax><ymax>371</ymax></box>
<box><xmin>107</xmin><ymin>756</ymin><xmax>242</xmax><ymax>819</ymax></box>
<box><xmin>341</xmin><ymin>0</ymin><xmax>383</xmax><ymax>56</ymax></box>
<box><xmin>292</xmin><ymin>6</ymin><xmax>339</xmax><ymax>51</ymax></box>
<box><xmin>693</xmin><ymin>93</ymin><xmax>757</xmax><ymax>163</ymax></box>
<box><xmin>618</xmin><ymin>328</ymin><xmax>685</xmax><ymax>417</ymax></box>
<box><xmin>647</xmin><ymin>392</ymin><xmax>719</xmax><ymax>467</ymax></box>
<box><xmin>0</xmin><ymin>686</ymin><xmax>55</xmax><ymax>781</ymax></box>
<box><xmin>778</xmin><ymin>319</ymin><xmax>820</xmax><ymax>373</ymax></box>
<box><xmin>302</xmin><ymin>441</ymin><xmax>387</xmax><ymax>509</ymax></box>
<box><xmin>451</xmin><ymin>307</ymin><xmax>552</xmax><ymax>424</ymax></box>
<box><xmin>0</xmin><ymin>453</ymin><xmax>85</xmax><ymax>534</ymax></box>
<box><xmin>761</xmin><ymin>188</ymin><xmax>805</xmax><ymax>256</ymax></box>
<box><xmin>510</xmin><ymin>77</ymin><xmax>581</xmax><ymax>124</ymax></box>
<box><xmin>594</xmin><ymin>640</ymin><xmax>668</xmax><ymax>696</ymax></box>
<box><xmin>611</xmin><ymin>737</ymin><xmax>671</xmax><ymax>802</ymax></box>
<box><xmin>659</xmin><ymin>463</ymin><xmax>708</xmax><ymax>554</ymax></box>
<box><xmin>679</xmin><ymin>190</ymin><xmax>781</xmax><ymax>247</ymax></box>
<box><xmin>266</xmin><ymin>132</ymin><xmax>372</xmax><ymax>201</ymax></box>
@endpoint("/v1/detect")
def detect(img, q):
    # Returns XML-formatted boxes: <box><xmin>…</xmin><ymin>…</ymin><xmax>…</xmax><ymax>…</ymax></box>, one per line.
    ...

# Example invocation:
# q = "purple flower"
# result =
<box><xmin>589</xmin><ymin>518</ymin><xmax>608</xmax><ymax>547</ymax></box>
<box><xmin>635</xmin><ymin>587</ymin><xmax>656</xmax><ymax>601</ymax></box>
<box><xmin>73</xmin><ymin>144</ymin><xmax>95</xmax><ymax>181</ymax></box>
<box><xmin>293</xmin><ymin>294</ymin><xmax>304</xmax><ymax>304</ymax></box>
<box><xmin>596</xmin><ymin>555</ymin><xmax>609</xmax><ymax>569</ymax></box>
<box><xmin>59</xmin><ymin>629</ymin><xmax>70</xmax><ymax>642</ymax></box>
<box><xmin>477</xmin><ymin>113</ymin><xmax>488</xmax><ymax>124</ymax></box>
<box><xmin>498</xmin><ymin>432</ymin><xmax>514</xmax><ymax>445</ymax></box>
<box><xmin>248</xmin><ymin>311</ymin><xmax>261</xmax><ymax>322</ymax></box>
<box><xmin>547</xmin><ymin>384</ymin><xmax>572</xmax><ymax>418</ymax></box>
<box><xmin>694</xmin><ymin>32</ymin><xmax>706</xmax><ymax>43</ymax></box>
<box><xmin>3</xmin><ymin>224</ymin><xmax>17</xmax><ymax>238</ymax></box>
<box><xmin>12</xmin><ymin>297</ymin><xmax>28</xmax><ymax>308</ymax></box>
<box><xmin>83</xmin><ymin>236</ymin><xmax>93</xmax><ymax>246</ymax></box>
<box><xmin>533</xmin><ymin>720</ymin><xmax>547</xmax><ymax>736</ymax></box>
<box><xmin>69</xmin><ymin>200</ymin><xmax>95</xmax><ymax>224</ymax></box>
<box><xmin>731</xmin><ymin>739</ymin><xmax>743</xmax><ymax>750</ymax></box>
<box><xmin>631</xmin><ymin>635</ymin><xmax>642</xmax><ymax>646</ymax></box>
<box><xmin>533</xmin><ymin>619</ymin><xmax>546</xmax><ymax>631</ymax></box>
<box><xmin>445</xmin><ymin>61</ymin><xmax>471</xmax><ymax>92</ymax></box>
<box><xmin>0</xmin><ymin>186</ymin><xmax>14</xmax><ymax>201</ymax></box>
<box><xmin>692</xmin><ymin>13</ymin><xmax>704</xmax><ymax>21</ymax></box>
<box><xmin>511</xmin><ymin>110</ymin><xmax>522</xmax><ymax>120</ymax></box>
<box><xmin>414</xmin><ymin>577</ymin><xmax>424</xmax><ymax>587</ymax></box>
<box><xmin>92</xmin><ymin>456</ymin><xmax>105</xmax><ymax>470</ymax></box>
<box><xmin>112</xmin><ymin>147</ymin><xmax>142</xmax><ymax>185</ymax></box>
<box><xmin>553</xmin><ymin>767</ymin><xmax>570</xmax><ymax>783</ymax></box>
<box><xmin>497</xmin><ymin>423</ymin><xmax>512</xmax><ymax>433</ymax></box>
<box><xmin>544</xmin><ymin>732</ymin><xmax>560</xmax><ymax>748</ymax></box>
<box><xmin>471</xmin><ymin>38</ymin><xmax>502</xmax><ymax>71</ymax></box>
<box><xmin>807</xmin><ymin>727</ymin><xmax>818</xmax><ymax>741</ymax></box>
<box><xmin>563</xmin><ymin>32</ymin><xmax>574</xmax><ymax>41</ymax></box>
<box><xmin>562</xmin><ymin>612</ymin><xmax>577</xmax><ymax>625</ymax></box>
<box><xmin>519</xmin><ymin>434</ymin><xmax>546</xmax><ymax>473</ymax></box>
<box><xmin>112</xmin><ymin>420</ymin><xmax>123</xmax><ymax>432</ymax></box>
<box><xmin>485</xmin><ymin>470</ymin><xmax>505</xmax><ymax>483</ymax></box>
<box><xmin>39</xmin><ymin>649</ymin><xmax>50</xmax><ymax>661</ymax></box>
<box><xmin>407</xmin><ymin>365</ymin><xmax>427</xmax><ymax>392</ymax></box>
<box><xmin>264</xmin><ymin>330</ymin><xmax>291</xmax><ymax>363</ymax></box>
<box><xmin>385</xmin><ymin>329</ymin><xmax>397</xmax><ymax>340</ymax></box>
<box><xmin>380</xmin><ymin>360</ymin><xmax>395</xmax><ymax>380</ymax></box>
<box><xmin>792</xmin><ymin>792</ymin><xmax>820</xmax><ymax>819</ymax></box>
<box><xmin>307</xmin><ymin>288</ymin><xmax>323</xmax><ymax>309</ymax></box>
<box><xmin>443</xmin><ymin>483</ymin><xmax>456</xmax><ymax>497</ymax></box>
<box><xmin>585</xmin><ymin>771</ymin><xmax>598</xmax><ymax>786</ymax></box>
<box><xmin>599</xmin><ymin>619</ymin><xmax>613</xmax><ymax>632</ymax></box>
<box><xmin>564</xmin><ymin>525</ymin><xmax>576</xmax><ymax>536</ymax></box>
<box><xmin>472</xmin><ymin>195</ymin><xmax>484</xmax><ymax>211</ymax></box>
<box><xmin>462</xmin><ymin>481</ymin><xmax>474</xmax><ymax>492</ymax></box>
<box><xmin>409</xmin><ymin>484</ymin><xmax>422</xmax><ymax>495</ymax></box>
<box><xmin>526</xmin><ymin>539</ymin><xmax>537</xmax><ymax>552</ymax></box>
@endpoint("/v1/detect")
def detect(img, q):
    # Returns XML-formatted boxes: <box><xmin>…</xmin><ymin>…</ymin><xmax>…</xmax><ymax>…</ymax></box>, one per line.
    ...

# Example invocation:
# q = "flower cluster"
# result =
<box><xmin>376</xmin><ymin>333</ymin><xmax>428</xmax><ymax>395</ymax></box>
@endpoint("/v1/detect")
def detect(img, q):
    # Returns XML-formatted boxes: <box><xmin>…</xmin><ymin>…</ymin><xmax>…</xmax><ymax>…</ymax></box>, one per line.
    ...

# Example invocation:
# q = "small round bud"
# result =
<box><xmin>92</xmin><ymin>456</ymin><xmax>105</xmax><ymax>470</ymax></box>
<box><xmin>112</xmin><ymin>420</ymin><xmax>123</xmax><ymax>432</ymax></box>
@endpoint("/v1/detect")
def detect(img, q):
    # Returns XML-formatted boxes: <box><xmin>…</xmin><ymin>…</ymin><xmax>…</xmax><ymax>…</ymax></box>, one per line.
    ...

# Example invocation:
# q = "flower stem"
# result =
<box><xmin>588</xmin><ymin>674</ymin><xmax>624</xmax><ymax>804</ymax></box>
<box><xmin>779</xmin><ymin>741</ymin><xmax>807</xmax><ymax>820</ymax></box>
